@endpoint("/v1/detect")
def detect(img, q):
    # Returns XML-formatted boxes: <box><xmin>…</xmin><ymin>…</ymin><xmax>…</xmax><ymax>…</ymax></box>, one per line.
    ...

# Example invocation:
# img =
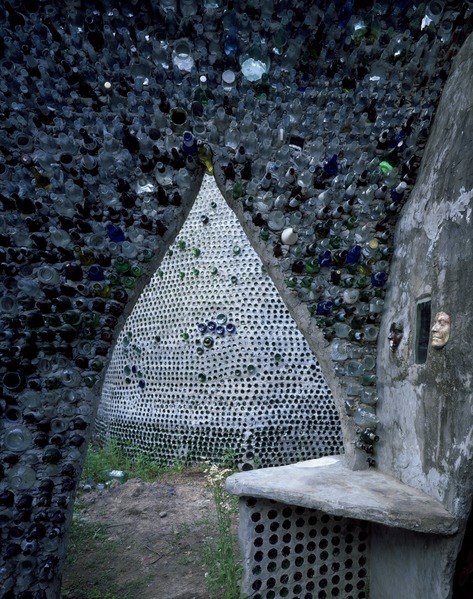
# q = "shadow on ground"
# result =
<box><xmin>62</xmin><ymin>470</ymin><xmax>218</xmax><ymax>599</ymax></box>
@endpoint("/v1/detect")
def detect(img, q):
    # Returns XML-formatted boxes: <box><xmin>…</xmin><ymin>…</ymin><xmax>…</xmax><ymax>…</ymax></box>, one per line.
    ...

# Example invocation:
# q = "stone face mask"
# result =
<box><xmin>431</xmin><ymin>311</ymin><xmax>451</xmax><ymax>349</ymax></box>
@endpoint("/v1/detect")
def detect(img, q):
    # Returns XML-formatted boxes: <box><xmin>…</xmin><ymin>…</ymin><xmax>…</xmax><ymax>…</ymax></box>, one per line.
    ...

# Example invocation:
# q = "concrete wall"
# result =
<box><xmin>376</xmin><ymin>31</ymin><xmax>473</xmax><ymax>517</ymax></box>
<box><xmin>370</xmin><ymin>525</ymin><xmax>459</xmax><ymax>599</ymax></box>
<box><xmin>372</xmin><ymin>32</ymin><xmax>473</xmax><ymax>599</ymax></box>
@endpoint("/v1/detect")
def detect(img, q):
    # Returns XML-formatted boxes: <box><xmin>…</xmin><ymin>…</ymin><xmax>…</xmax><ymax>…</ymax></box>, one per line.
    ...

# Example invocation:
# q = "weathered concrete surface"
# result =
<box><xmin>376</xmin><ymin>32</ymin><xmax>473</xmax><ymax>518</ymax></box>
<box><xmin>225</xmin><ymin>455</ymin><xmax>457</xmax><ymax>534</ymax></box>
<box><xmin>237</xmin><ymin>495</ymin><xmax>370</xmax><ymax>599</ymax></box>
<box><xmin>376</xmin><ymin>35</ymin><xmax>473</xmax><ymax>524</ymax></box>
<box><xmin>225</xmin><ymin>32</ymin><xmax>473</xmax><ymax>599</ymax></box>
<box><xmin>371</xmin><ymin>32</ymin><xmax>473</xmax><ymax>599</ymax></box>
<box><xmin>370</xmin><ymin>524</ymin><xmax>460</xmax><ymax>599</ymax></box>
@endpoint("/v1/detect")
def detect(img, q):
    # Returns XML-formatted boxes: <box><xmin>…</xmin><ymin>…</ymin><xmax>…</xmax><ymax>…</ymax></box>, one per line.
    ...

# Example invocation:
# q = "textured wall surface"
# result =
<box><xmin>97</xmin><ymin>175</ymin><xmax>342</xmax><ymax>468</ymax></box>
<box><xmin>371</xmin><ymin>32</ymin><xmax>473</xmax><ymax>599</ymax></box>
<box><xmin>370</xmin><ymin>524</ymin><xmax>458</xmax><ymax>599</ymax></box>
<box><xmin>226</xmin><ymin>29</ymin><xmax>473</xmax><ymax>599</ymax></box>
<box><xmin>0</xmin><ymin>0</ymin><xmax>471</xmax><ymax>596</ymax></box>
<box><xmin>238</xmin><ymin>497</ymin><xmax>369</xmax><ymax>599</ymax></box>
<box><xmin>377</xmin><ymin>30</ymin><xmax>473</xmax><ymax>521</ymax></box>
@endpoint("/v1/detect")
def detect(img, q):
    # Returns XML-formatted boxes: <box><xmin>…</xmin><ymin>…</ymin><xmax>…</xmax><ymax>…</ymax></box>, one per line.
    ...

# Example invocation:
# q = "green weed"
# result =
<box><xmin>64</xmin><ymin>519</ymin><xmax>111</xmax><ymax>567</ymax></box>
<box><xmin>82</xmin><ymin>439</ymin><xmax>171</xmax><ymax>484</ymax></box>
<box><xmin>82</xmin><ymin>438</ymin><xmax>210</xmax><ymax>486</ymax></box>
<box><xmin>221</xmin><ymin>447</ymin><xmax>238</xmax><ymax>469</ymax></box>
<box><xmin>62</xmin><ymin>591</ymin><xmax>122</xmax><ymax>599</ymax></box>
<box><xmin>203</xmin><ymin>465</ymin><xmax>243</xmax><ymax>599</ymax></box>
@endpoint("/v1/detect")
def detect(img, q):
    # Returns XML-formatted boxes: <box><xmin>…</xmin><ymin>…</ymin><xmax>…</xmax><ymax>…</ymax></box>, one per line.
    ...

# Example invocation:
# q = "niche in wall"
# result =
<box><xmin>415</xmin><ymin>297</ymin><xmax>432</xmax><ymax>364</ymax></box>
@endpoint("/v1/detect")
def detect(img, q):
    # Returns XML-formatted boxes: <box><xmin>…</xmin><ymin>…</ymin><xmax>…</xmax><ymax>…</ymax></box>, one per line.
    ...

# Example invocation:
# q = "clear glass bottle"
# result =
<box><xmin>172</xmin><ymin>39</ymin><xmax>195</xmax><ymax>72</ymax></box>
<box><xmin>49</xmin><ymin>226</ymin><xmax>71</xmax><ymax>248</ymax></box>
<box><xmin>154</xmin><ymin>162</ymin><xmax>173</xmax><ymax>186</ymax></box>
<box><xmin>6</xmin><ymin>464</ymin><xmax>37</xmax><ymax>489</ymax></box>
<box><xmin>240</xmin><ymin>37</ymin><xmax>271</xmax><ymax>82</ymax></box>
<box><xmin>331</xmin><ymin>340</ymin><xmax>349</xmax><ymax>361</ymax></box>
<box><xmin>4</xmin><ymin>426</ymin><xmax>32</xmax><ymax>452</ymax></box>
<box><xmin>3</xmin><ymin>371</ymin><xmax>26</xmax><ymax>392</ymax></box>
<box><xmin>354</xmin><ymin>405</ymin><xmax>379</xmax><ymax>428</ymax></box>
<box><xmin>36</xmin><ymin>265</ymin><xmax>60</xmax><ymax>286</ymax></box>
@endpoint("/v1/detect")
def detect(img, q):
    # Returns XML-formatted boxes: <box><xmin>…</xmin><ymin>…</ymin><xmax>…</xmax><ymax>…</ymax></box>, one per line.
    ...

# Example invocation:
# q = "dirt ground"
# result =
<box><xmin>62</xmin><ymin>470</ymin><xmax>223</xmax><ymax>599</ymax></box>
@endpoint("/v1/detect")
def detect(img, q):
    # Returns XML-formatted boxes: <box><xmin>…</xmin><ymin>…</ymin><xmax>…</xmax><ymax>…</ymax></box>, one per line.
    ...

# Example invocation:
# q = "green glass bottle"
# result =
<box><xmin>301</xmin><ymin>277</ymin><xmax>312</xmax><ymax>289</ymax></box>
<box><xmin>89</xmin><ymin>358</ymin><xmax>104</xmax><ymax>372</ymax></box>
<box><xmin>83</xmin><ymin>374</ymin><xmax>98</xmax><ymax>388</ymax></box>
<box><xmin>304</xmin><ymin>258</ymin><xmax>320</xmax><ymax>274</ymax></box>
<box><xmin>233</xmin><ymin>179</ymin><xmax>244</xmax><ymax>199</ymax></box>
<box><xmin>123</xmin><ymin>277</ymin><xmax>136</xmax><ymax>289</ymax></box>
<box><xmin>194</xmin><ymin>75</ymin><xmax>215</xmax><ymax>107</ymax></box>
<box><xmin>345</xmin><ymin>215</ymin><xmax>358</xmax><ymax>229</ymax></box>
<box><xmin>74</xmin><ymin>246</ymin><xmax>95</xmax><ymax>266</ymax></box>
<box><xmin>285</xmin><ymin>277</ymin><xmax>298</xmax><ymax>289</ymax></box>
<box><xmin>93</xmin><ymin>283</ymin><xmax>111</xmax><ymax>298</ymax></box>
<box><xmin>114</xmin><ymin>256</ymin><xmax>131</xmax><ymax>274</ymax></box>
<box><xmin>329</xmin><ymin>235</ymin><xmax>342</xmax><ymax>249</ymax></box>
<box><xmin>259</xmin><ymin>228</ymin><xmax>270</xmax><ymax>241</ymax></box>
<box><xmin>62</xmin><ymin>310</ymin><xmax>82</xmax><ymax>326</ymax></box>
<box><xmin>82</xmin><ymin>312</ymin><xmax>100</xmax><ymax>328</ymax></box>
<box><xmin>44</xmin><ymin>314</ymin><xmax>62</xmax><ymax>329</ymax></box>
<box><xmin>142</xmin><ymin>249</ymin><xmax>154</xmax><ymax>262</ymax></box>
<box><xmin>131</xmin><ymin>265</ymin><xmax>143</xmax><ymax>277</ymax></box>
<box><xmin>340</xmin><ymin>274</ymin><xmax>355</xmax><ymax>288</ymax></box>
<box><xmin>197</xmin><ymin>142</ymin><xmax>214</xmax><ymax>176</ymax></box>
<box><xmin>82</xmin><ymin>326</ymin><xmax>97</xmax><ymax>340</ymax></box>
<box><xmin>109</xmin><ymin>273</ymin><xmax>121</xmax><ymax>286</ymax></box>
<box><xmin>362</xmin><ymin>373</ymin><xmax>377</xmax><ymax>386</ymax></box>
<box><xmin>58</xmin><ymin>324</ymin><xmax>77</xmax><ymax>343</ymax></box>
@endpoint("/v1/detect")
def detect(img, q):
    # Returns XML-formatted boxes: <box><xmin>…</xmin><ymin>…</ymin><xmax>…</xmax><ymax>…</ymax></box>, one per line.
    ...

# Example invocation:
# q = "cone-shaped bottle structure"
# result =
<box><xmin>97</xmin><ymin>177</ymin><xmax>342</xmax><ymax>468</ymax></box>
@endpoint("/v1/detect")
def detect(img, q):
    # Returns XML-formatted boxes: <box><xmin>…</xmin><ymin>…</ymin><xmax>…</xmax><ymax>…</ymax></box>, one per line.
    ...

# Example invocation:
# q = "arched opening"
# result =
<box><xmin>1</xmin><ymin>1</ymin><xmax>472</xmax><ymax>596</ymax></box>
<box><xmin>96</xmin><ymin>175</ymin><xmax>343</xmax><ymax>470</ymax></box>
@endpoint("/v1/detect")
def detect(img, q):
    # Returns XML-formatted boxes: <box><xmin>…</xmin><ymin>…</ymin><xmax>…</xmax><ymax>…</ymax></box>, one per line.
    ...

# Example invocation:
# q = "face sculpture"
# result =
<box><xmin>431</xmin><ymin>311</ymin><xmax>451</xmax><ymax>349</ymax></box>
<box><xmin>388</xmin><ymin>322</ymin><xmax>403</xmax><ymax>352</ymax></box>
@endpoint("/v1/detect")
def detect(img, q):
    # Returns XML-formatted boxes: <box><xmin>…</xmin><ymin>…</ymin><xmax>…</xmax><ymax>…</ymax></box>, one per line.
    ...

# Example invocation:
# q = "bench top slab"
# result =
<box><xmin>225</xmin><ymin>456</ymin><xmax>457</xmax><ymax>535</ymax></box>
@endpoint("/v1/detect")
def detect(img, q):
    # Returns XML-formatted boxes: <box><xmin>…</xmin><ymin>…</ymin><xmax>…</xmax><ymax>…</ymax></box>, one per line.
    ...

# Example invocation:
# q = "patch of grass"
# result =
<box><xmin>62</xmin><ymin>517</ymin><xmax>147</xmax><ymax>599</ymax></box>
<box><xmin>82</xmin><ymin>439</ymin><xmax>169</xmax><ymax>483</ymax></box>
<box><xmin>64</xmin><ymin>519</ymin><xmax>112</xmax><ymax>569</ymax></box>
<box><xmin>125</xmin><ymin>449</ymin><xmax>168</xmax><ymax>481</ymax></box>
<box><xmin>82</xmin><ymin>439</ymin><xmax>196</xmax><ymax>484</ymax></box>
<box><xmin>203</xmin><ymin>465</ymin><xmax>243</xmax><ymax>599</ymax></box>
<box><xmin>81</xmin><ymin>438</ymin><xmax>133</xmax><ymax>484</ymax></box>
<box><xmin>221</xmin><ymin>447</ymin><xmax>238</xmax><ymax>469</ymax></box>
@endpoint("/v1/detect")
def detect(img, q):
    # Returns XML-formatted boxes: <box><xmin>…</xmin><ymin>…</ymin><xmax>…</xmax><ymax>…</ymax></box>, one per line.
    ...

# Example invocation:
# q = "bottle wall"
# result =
<box><xmin>0</xmin><ymin>0</ymin><xmax>471</xmax><ymax>595</ymax></box>
<box><xmin>97</xmin><ymin>175</ymin><xmax>342</xmax><ymax>469</ymax></box>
